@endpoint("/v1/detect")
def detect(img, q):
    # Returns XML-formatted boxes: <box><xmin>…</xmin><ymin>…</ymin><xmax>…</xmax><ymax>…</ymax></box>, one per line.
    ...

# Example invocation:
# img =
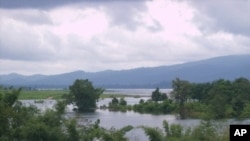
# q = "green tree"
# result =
<box><xmin>152</xmin><ymin>88</ymin><xmax>161</xmax><ymax>102</ymax></box>
<box><xmin>206</xmin><ymin>79</ymin><xmax>232</xmax><ymax>119</ymax></box>
<box><xmin>143</xmin><ymin>127</ymin><xmax>164</xmax><ymax>141</ymax></box>
<box><xmin>111</xmin><ymin>97</ymin><xmax>119</xmax><ymax>105</ymax></box>
<box><xmin>0</xmin><ymin>87</ymin><xmax>24</xmax><ymax>138</ymax></box>
<box><xmin>241</xmin><ymin>102</ymin><xmax>250</xmax><ymax>118</ymax></box>
<box><xmin>65</xmin><ymin>79</ymin><xmax>104</xmax><ymax>112</ymax></box>
<box><xmin>119</xmin><ymin>98</ymin><xmax>127</xmax><ymax>106</ymax></box>
<box><xmin>231</xmin><ymin>77</ymin><xmax>250</xmax><ymax>117</ymax></box>
<box><xmin>190</xmin><ymin>82</ymin><xmax>211</xmax><ymax>102</ymax></box>
<box><xmin>0</xmin><ymin>86</ymin><xmax>132</xmax><ymax>141</ymax></box>
<box><xmin>171</xmin><ymin>78</ymin><xmax>191</xmax><ymax>119</ymax></box>
<box><xmin>151</xmin><ymin>87</ymin><xmax>167</xmax><ymax>102</ymax></box>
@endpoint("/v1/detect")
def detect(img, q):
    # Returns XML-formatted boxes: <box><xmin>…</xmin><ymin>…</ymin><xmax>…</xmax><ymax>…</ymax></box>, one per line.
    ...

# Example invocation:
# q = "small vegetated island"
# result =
<box><xmin>1</xmin><ymin>77</ymin><xmax>250</xmax><ymax>141</ymax></box>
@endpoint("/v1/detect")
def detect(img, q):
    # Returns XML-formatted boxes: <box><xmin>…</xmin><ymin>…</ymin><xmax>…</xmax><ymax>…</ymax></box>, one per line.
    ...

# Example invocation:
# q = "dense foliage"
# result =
<box><xmin>64</xmin><ymin>79</ymin><xmax>104</xmax><ymax>112</ymax></box>
<box><xmin>171</xmin><ymin>77</ymin><xmax>250</xmax><ymax>119</ymax></box>
<box><xmin>151</xmin><ymin>87</ymin><xmax>167</xmax><ymax>102</ymax></box>
<box><xmin>143</xmin><ymin>120</ymin><xmax>229</xmax><ymax>141</ymax></box>
<box><xmin>133</xmin><ymin>99</ymin><xmax>176</xmax><ymax>114</ymax></box>
<box><xmin>107</xmin><ymin>97</ymin><xmax>131</xmax><ymax>112</ymax></box>
<box><xmin>171</xmin><ymin>78</ymin><xmax>191</xmax><ymax>119</ymax></box>
<box><xmin>107</xmin><ymin>77</ymin><xmax>250</xmax><ymax>119</ymax></box>
<box><xmin>0</xmin><ymin>86</ymin><xmax>132</xmax><ymax>141</ymax></box>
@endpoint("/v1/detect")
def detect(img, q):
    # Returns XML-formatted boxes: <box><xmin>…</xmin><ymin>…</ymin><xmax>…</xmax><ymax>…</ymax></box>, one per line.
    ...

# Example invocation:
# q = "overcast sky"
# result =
<box><xmin>0</xmin><ymin>0</ymin><xmax>250</xmax><ymax>75</ymax></box>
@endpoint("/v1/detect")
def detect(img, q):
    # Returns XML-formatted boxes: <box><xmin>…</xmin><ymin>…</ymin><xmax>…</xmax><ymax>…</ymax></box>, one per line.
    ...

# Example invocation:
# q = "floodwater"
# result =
<box><xmin>20</xmin><ymin>89</ymin><xmax>250</xmax><ymax>141</ymax></box>
<box><xmin>21</xmin><ymin>98</ymin><xmax>200</xmax><ymax>141</ymax></box>
<box><xmin>103</xmin><ymin>88</ymin><xmax>172</xmax><ymax>96</ymax></box>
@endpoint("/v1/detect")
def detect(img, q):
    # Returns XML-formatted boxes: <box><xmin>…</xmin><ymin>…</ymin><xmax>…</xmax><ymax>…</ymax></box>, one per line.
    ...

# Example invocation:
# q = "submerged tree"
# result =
<box><xmin>64</xmin><ymin>79</ymin><xmax>104</xmax><ymax>112</ymax></box>
<box><xmin>171</xmin><ymin>78</ymin><xmax>191</xmax><ymax>119</ymax></box>
<box><xmin>151</xmin><ymin>87</ymin><xmax>167</xmax><ymax>102</ymax></box>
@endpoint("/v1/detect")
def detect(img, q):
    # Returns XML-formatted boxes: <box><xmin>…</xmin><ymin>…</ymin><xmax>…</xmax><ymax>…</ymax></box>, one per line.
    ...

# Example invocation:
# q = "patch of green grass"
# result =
<box><xmin>100</xmin><ymin>94</ymin><xmax>148</xmax><ymax>99</ymax></box>
<box><xmin>19</xmin><ymin>90</ymin><xmax>147</xmax><ymax>100</ymax></box>
<box><xmin>19</xmin><ymin>90</ymin><xmax>69</xmax><ymax>100</ymax></box>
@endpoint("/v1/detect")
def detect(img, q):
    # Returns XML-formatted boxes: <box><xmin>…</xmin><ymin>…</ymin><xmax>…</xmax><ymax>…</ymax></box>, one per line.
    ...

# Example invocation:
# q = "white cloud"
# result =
<box><xmin>193</xmin><ymin>32</ymin><xmax>250</xmax><ymax>57</ymax></box>
<box><xmin>51</xmin><ymin>7</ymin><xmax>109</xmax><ymax>40</ymax></box>
<box><xmin>146</xmin><ymin>0</ymin><xmax>199</xmax><ymax>35</ymax></box>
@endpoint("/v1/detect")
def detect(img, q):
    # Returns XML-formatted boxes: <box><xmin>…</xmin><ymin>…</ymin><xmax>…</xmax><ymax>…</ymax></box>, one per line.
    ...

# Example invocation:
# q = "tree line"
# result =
<box><xmin>105</xmin><ymin>77</ymin><xmax>250</xmax><ymax>120</ymax></box>
<box><xmin>172</xmin><ymin>77</ymin><xmax>250</xmax><ymax>119</ymax></box>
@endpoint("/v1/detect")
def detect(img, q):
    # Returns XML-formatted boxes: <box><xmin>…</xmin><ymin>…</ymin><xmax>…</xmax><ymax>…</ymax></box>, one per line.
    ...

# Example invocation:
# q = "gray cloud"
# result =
<box><xmin>0</xmin><ymin>0</ymin><xmax>249</xmax><ymax>75</ymax></box>
<box><xmin>0</xmin><ymin>0</ymin><xmax>86</xmax><ymax>9</ymax></box>
<box><xmin>0</xmin><ymin>0</ymin><xmax>150</xmax><ymax>31</ymax></box>
<box><xmin>101</xmin><ymin>1</ymin><xmax>147</xmax><ymax>30</ymax></box>
<box><xmin>1</xmin><ymin>9</ymin><xmax>52</xmax><ymax>25</ymax></box>
<box><xmin>190</xmin><ymin>0</ymin><xmax>250</xmax><ymax>36</ymax></box>
<box><xmin>73</xmin><ymin>0</ymin><xmax>149</xmax><ymax>31</ymax></box>
<box><xmin>0</xmin><ymin>22</ymin><xmax>59</xmax><ymax>61</ymax></box>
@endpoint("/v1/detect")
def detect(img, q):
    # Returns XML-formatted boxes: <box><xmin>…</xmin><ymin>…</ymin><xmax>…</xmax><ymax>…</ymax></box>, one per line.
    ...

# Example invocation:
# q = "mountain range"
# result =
<box><xmin>1</xmin><ymin>54</ymin><xmax>250</xmax><ymax>88</ymax></box>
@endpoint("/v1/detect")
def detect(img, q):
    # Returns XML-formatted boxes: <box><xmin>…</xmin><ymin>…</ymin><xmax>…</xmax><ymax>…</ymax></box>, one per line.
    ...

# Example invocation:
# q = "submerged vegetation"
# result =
<box><xmin>0</xmin><ymin>86</ymin><xmax>232</xmax><ymax>141</ymax></box>
<box><xmin>0</xmin><ymin>86</ymin><xmax>133</xmax><ymax>141</ymax></box>
<box><xmin>1</xmin><ymin>77</ymin><xmax>250</xmax><ymax>140</ymax></box>
<box><xmin>133</xmin><ymin>99</ymin><xmax>176</xmax><ymax>114</ymax></box>
<box><xmin>63</xmin><ymin>79</ymin><xmax>104</xmax><ymax>112</ymax></box>
<box><xmin>9</xmin><ymin>77</ymin><xmax>250</xmax><ymax>119</ymax></box>
<box><xmin>104</xmin><ymin>77</ymin><xmax>250</xmax><ymax>119</ymax></box>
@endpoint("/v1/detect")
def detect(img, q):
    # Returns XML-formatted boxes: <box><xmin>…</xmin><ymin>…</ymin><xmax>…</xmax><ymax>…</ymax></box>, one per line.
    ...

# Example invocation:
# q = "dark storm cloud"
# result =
<box><xmin>190</xmin><ymin>0</ymin><xmax>250</xmax><ymax>36</ymax></box>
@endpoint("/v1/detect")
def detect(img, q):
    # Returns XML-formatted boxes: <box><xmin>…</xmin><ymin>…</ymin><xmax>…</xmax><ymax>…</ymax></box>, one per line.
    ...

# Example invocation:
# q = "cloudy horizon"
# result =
<box><xmin>0</xmin><ymin>0</ymin><xmax>250</xmax><ymax>75</ymax></box>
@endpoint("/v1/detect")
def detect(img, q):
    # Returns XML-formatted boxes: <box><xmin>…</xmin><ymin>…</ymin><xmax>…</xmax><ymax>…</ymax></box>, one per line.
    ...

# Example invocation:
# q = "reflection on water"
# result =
<box><xmin>20</xmin><ymin>98</ymin><xmax>200</xmax><ymax>141</ymax></box>
<box><xmin>20</xmin><ymin>96</ymin><xmax>250</xmax><ymax>141</ymax></box>
<box><xmin>21</xmin><ymin>99</ymin><xmax>55</xmax><ymax>112</ymax></box>
<box><xmin>70</xmin><ymin>109</ymin><xmax>177</xmax><ymax>128</ymax></box>
<box><xmin>21</xmin><ymin>99</ymin><xmax>250</xmax><ymax>128</ymax></box>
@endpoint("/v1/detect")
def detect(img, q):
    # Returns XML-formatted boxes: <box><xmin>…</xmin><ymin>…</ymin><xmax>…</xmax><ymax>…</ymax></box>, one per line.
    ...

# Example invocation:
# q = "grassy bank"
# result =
<box><xmin>18</xmin><ymin>90</ymin><xmax>145</xmax><ymax>100</ymax></box>
<box><xmin>18</xmin><ymin>90</ymin><xmax>68</xmax><ymax>100</ymax></box>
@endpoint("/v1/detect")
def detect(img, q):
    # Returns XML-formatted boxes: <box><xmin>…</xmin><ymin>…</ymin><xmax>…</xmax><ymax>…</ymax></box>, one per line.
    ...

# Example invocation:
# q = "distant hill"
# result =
<box><xmin>1</xmin><ymin>54</ymin><xmax>250</xmax><ymax>88</ymax></box>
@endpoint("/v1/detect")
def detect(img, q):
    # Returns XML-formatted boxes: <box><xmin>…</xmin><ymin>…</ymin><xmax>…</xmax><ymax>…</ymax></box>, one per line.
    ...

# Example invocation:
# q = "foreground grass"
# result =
<box><xmin>19</xmin><ymin>90</ymin><xmax>68</xmax><ymax>100</ymax></box>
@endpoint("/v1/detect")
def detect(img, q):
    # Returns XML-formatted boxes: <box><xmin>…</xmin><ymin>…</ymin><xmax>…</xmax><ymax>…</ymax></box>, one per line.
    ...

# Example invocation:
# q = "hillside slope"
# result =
<box><xmin>1</xmin><ymin>54</ymin><xmax>249</xmax><ymax>88</ymax></box>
